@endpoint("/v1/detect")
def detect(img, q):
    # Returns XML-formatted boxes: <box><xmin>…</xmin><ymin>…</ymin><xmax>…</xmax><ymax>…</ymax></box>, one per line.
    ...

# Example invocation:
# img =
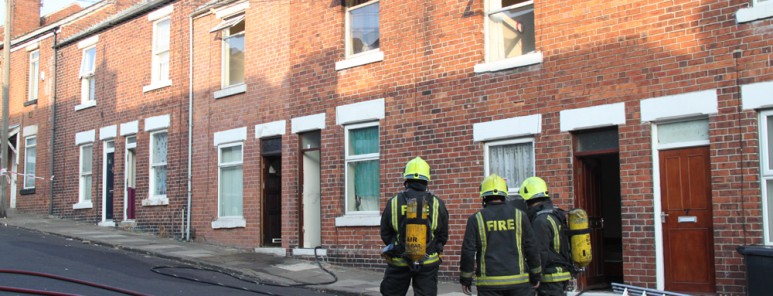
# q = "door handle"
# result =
<box><xmin>661</xmin><ymin>212</ymin><xmax>669</xmax><ymax>223</ymax></box>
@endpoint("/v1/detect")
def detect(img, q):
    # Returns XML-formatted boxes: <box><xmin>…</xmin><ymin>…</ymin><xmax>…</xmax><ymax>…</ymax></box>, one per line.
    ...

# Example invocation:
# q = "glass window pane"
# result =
<box><xmin>220</xmin><ymin>165</ymin><xmax>243</xmax><ymax>217</ymax></box>
<box><xmin>82</xmin><ymin>146</ymin><xmax>92</xmax><ymax>174</ymax></box>
<box><xmin>221</xmin><ymin>145</ymin><xmax>242</xmax><ymax>163</ymax></box>
<box><xmin>88</xmin><ymin>77</ymin><xmax>96</xmax><ymax>101</ymax></box>
<box><xmin>80</xmin><ymin>47</ymin><xmax>96</xmax><ymax>76</ymax></box>
<box><xmin>489</xmin><ymin>4</ymin><xmax>534</xmax><ymax>61</ymax></box>
<box><xmin>157</xmin><ymin>51</ymin><xmax>169</xmax><ymax>81</ymax></box>
<box><xmin>348</xmin><ymin>160</ymin><xmax>379</xmax><ymax>212</ymax></box>
<box><xmin>155</xmin><ymin>19</ymin><xmax>170</xmax><ymax>52</ymax></box>
<box><xmin>226</xmin><ymin>33</ymin><xmax>245</xmax><ymax>86</ymax></box>
<box><xmin>349</xmin><ymin>2</ymin><xmax>379</xmax><ymax>55</ymax></box>
<box><xmin>25</xmin><ymin>143</ymin><xmax>36</xmax><ymax>188</ymax></box>
<box><xmin>658</xmin><ymin>118</ymin><xmax>709</xmax><ymax>145</ymax></box>
<box><xmin>767</xmin><ymin>115</ymin><xmax>773</xmax><ymax>170</ymax></box>
<box><xmin>349</xmin><ymin>126</ymin><xmax>378</xmax><ymax>155</ymax></box>
<box><xmin>154</xmin><ymin>166</ymin><xmax>167</xmax><ymax>195</ymax></box>
<box><xmin>153</xmin><ymin>132</ymin><xmax>168</xmax><ymax>164</ymax></box>
<box><xmin>127</xmin><ymin>136</ymin><xmax>136</xmax><ymax>145</ymax></box>
<box><xmin>301</xmin><ymin>131</ymin><xmax>321</xmax><ymax>149</ymax></box>
<box><xmin>489</xmin><ymin>142</ymin><xmax>533</xmax><ymax>192</ymax></box>
<box><xmin>577</xmin><ymin>129</ymin><xmax>619</xmax><ymax>152</ymax></box>
<box><xmin>84</xmin><ymin>175</ymin><xmax>92</xmax><ymax>201</ymax></box>
<box><xmin>768</xmin><ymin>179</ymin><xmax>773</xmax><ymax>240</ymax></box>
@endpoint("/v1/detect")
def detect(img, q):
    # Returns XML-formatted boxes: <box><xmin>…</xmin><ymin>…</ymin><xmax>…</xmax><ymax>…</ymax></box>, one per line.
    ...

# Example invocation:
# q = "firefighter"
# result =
<box><xmin>460</xmin><ymin>174</ymin><xmax>542</xmax><ymax>296</ymax></box>
<box><xmin>520</xmin><ymin>176</ymin><xmax>573</xmax><ymax>296</ymax></box>
<box><xmin>380</xmin><ymin>157</ymin><xmax>449</xmax><ymax>296</ymax></box>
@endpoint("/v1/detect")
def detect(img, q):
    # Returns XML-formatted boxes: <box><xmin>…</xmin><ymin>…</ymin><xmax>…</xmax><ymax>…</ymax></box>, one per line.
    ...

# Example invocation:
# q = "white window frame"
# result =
<box><xmin>221</xmin><ymin>16</ymin><xmax>245</xmax><ymax>89</ymax></box>
<box><xmin>79</xmin><ymin>46</ymin><xmax>97</xmax><ymax>105</ymax></box>
<box><xmin>149</xmin><ymin>16</ymin><xmax>171</xmax><ymax>89</ymax></box>
<box><xmin>217</xmin><ymin>142</ymin><xmax>244</xmax><ymax>220</ymax></box>
<box><xmin>475</xmin><ymin>0</ymin><xmax>542</xmax><ymax>73</ymax></box>
<box><xmin>483</xmin><ymin>137</ymin><xmax>535</xmax><ymax>195</ymax></box>
<box><xmin>761</xmin><ymin>110</ymin><xmax>773</xmax><ymax>245</ymax></box>
<box><xmin>149</xmin><ymin>130</ymin><xmax>168</xmax><ymax>200</ymax></box>
<box><xmin>345</xmin><ymin>0</ymin><xmax>380</xmax><ymax>58</ymax></box>
<box><xmin>28</xmin><ymin>50</ymin><xmax>39</xmax><ymax>101</ymax></box>
<box><xmin>23</xmin><ymin>136</ymin><xmax>36</xmax><ymax>189</ymax></box>
<box><xmin>78</xmin><ymin>144</ymin><xmax>93</xmax><ymax>205</ymax></box>
<box><xmin>343</xmin><ymin>121</ymin><xmax>380</xmax><ymax>216</ymax></box>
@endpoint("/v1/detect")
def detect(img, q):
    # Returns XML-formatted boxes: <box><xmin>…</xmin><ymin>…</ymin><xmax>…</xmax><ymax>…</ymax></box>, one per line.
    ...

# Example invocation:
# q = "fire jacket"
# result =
<box><xmin>380</xmin><ymin>186</ymin><xmax>449</xmax><ymax>267</ymax></box>
<box><xmin>460</xmin><ymin>202</ymin><xmax>542</xmax><ymax>289</ymax></box>
<box><xmin>528</xmin><ymin>200</ymin><xmax>573</xmax><ymax>283</ymax></box>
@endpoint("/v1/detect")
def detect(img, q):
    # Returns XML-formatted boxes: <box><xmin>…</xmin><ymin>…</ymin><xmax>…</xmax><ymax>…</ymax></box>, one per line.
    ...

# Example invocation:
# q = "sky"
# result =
<box><xmin>0</xmin><ymin>0</ymin><xmax>100</xmax><ymax>23</ymax></box>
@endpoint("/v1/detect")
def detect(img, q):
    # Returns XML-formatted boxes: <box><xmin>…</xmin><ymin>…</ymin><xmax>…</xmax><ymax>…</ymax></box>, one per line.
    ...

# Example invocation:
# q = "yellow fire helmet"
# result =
<box><xmin>519</xmin><ymin>176</ymin><xmax>549</xmax><ymax>201</ymax></box>
<box><xmin>404</xmin><ymin>157</ymin><xmax>431</xmax><ymax>181</ymax></box>
<box><xmin>480</xmin><ymin>174</ymin><xmax>508</xmax><ymax>197</ymax></box>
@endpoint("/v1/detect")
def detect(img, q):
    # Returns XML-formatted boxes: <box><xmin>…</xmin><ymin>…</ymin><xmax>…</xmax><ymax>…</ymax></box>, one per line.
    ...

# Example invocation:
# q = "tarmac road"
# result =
<box><xmin>0</xmin><ymin>225</ymin><xmax>335</xmax><ymax>296</ymax></box>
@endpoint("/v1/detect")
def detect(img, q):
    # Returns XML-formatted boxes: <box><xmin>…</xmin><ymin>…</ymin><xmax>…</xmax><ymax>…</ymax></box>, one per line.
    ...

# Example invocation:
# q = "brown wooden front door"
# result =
<box><xmin>660</xmin><ymin>146</ymin><xmax>715</xmax><ymax>293</ymax></box>
<box><xmin>576</xmin><ymin>154</ymin><xmax>623</xmax><ymax>289</ymax></box>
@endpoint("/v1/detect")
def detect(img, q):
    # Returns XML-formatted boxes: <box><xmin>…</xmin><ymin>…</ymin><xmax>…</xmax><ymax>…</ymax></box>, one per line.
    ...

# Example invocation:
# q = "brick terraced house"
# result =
<box><xmin>3</xmin><ymin>0</ymin><xmax>773</xmax><ymax>294</ymax></box>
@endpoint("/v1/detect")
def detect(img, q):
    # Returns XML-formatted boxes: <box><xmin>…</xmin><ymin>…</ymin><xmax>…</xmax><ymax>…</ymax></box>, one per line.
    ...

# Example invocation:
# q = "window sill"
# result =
<box><xmin>74</xmin><ymin>100</ymin><xmax>97</xmax><ymax>111</ymax></box>
<box><xmin>72</xmin><ymin>201</ymin><xmax>93</xmax><ymax>209</ymax></box>
<box><xmin>737</xmin><ymin>4</ymin><xmax>773</xmax><ymax>23</ymax></box>
<box><xmin>24</xmin><ymin>99</ymin><xmax>38</xmax><ymax>107</ymax></box>
<box><xmin>474</xmin><ymin>51</ymin><xmax>543</xmax><ymax>73</ymax></box>
<box><xmin>335</xmin><ymin>50</ymin><xmax>384</xmax><ymax>71</ymax></box>
<box><xmin>141</xmin><ymin>196</ymin><xmax>169</xmax><ymax>206</ymax></box>
<box><xmin>214</xmin><ymin>83</ymin><xmax>247</xmax><ymax>99</ymax></box>
<box><xmin>211</xmin><ymin>217</ymin><xmax>246</xmax><ymax>229</ymax></box>
<box><xmin>335</xmin><ymin>214</ymin><xmax>380</xmax><ymax>227</ymax></box>
<box><xmin>142</xmin><ymin>80</ymin><xmax>173</xmax><ymax>93</ymax></box>
<box><xmin>19</xmin><ymin>188</ymin><xmax>35</xmax><ymax>195</ymax></box>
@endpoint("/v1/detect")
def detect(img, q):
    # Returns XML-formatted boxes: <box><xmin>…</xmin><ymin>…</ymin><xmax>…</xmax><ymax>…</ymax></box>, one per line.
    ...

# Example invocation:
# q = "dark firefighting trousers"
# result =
<box><xmin>379</xmin><ymin>263</ymin><xmax>438</xmax><ymax>296</ymax></box>
<box><xmin>536</xmin><ymin>281</ymin><xmax>567</xmax><ymax>296</ymax></box>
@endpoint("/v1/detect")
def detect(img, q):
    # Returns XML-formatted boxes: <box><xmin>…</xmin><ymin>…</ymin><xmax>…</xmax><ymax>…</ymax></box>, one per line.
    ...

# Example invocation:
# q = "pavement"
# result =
<box><xmin>1</xmin><ymin>208</ymin><xmax>619</xmax><ymax>296</ymax></box>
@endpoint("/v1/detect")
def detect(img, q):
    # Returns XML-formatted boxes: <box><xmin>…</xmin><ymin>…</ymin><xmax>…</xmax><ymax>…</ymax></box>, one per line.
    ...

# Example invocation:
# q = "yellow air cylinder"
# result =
<box><xmin>568</xmin><ymin>208</ymin><xmax>592</xmax><ymax>268</ymax></box>
<box><xmin>405</xmin><ymin>198</ymin><xmax>427</xmax><ymax>262</ymax></box>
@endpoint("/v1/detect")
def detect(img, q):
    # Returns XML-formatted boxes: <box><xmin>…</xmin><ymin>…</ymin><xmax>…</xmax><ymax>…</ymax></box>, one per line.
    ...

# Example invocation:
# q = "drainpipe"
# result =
<box><xmin>49</xmin><ymin>27</ymin><xmax>59</xmax><ymax>216</ymax></box>
<box><xmin>186</xmin><ymin>13</ymin><xmax>194</xmax><ymax>241</ymax></box>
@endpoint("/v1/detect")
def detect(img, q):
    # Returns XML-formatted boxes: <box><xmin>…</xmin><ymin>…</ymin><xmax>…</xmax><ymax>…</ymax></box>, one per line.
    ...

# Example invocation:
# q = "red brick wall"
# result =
<box><xmin>51</xmin><ymin>1</ymin><xmax>194</xmax><ymax>236</ymax></box>
<box><xmin>11</xmin><ymin>0</ymin><xmax>40</xmax><ymax>38</ymax></box>
<box><xmin>3</xmin><ymin>0</ymin><xmax>771</xmax><ymax>294</ymax></box>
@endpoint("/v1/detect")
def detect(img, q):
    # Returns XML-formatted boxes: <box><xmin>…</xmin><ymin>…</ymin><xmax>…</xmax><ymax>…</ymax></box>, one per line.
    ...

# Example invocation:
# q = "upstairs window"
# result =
<box><xmin>151</xmin><ymin>17</ymin><xmax>171</xmax><ymax>84</ymax></box>
<box><xmin>486</xmin><ymin>0</ymin><xmax>535</xmax><ymax>62</ymax></box>
<box><xmin>345</xmin><ymin>0</ymin><xmax>379</xmax><ymax>57</ymax></box>
<box><xmin>79</xmin><ymin>46</ymin><xmax>97</xmax><ymax>103</ymax></box>
<box><xmin>28</xmin><ymin>50</ymin><xmax>39</xmax><ymax>101</ymax></box>
<box><xmin>218</xmin><ymin>15</ymin><xmax>245</xmax><ymax>88</ymax></box>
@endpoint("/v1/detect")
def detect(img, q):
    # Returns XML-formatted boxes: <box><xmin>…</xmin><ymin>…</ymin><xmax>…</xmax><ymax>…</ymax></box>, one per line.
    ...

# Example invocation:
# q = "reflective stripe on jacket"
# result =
<box><xmin>460</xmin><ymin>203</ymin><xmax>542</xmax><ymax>290</ymax></box>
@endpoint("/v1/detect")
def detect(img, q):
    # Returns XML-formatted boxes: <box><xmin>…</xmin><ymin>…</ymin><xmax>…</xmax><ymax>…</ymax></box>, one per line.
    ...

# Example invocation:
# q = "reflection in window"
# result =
<box><xmin>487</xmin><ymin>0</ymin><xmax>535</xmax><ymax>62</ymax></box>
<box><xmin>346</xmin><ymin>0</ymin><xmax>379</xmax><ymax>56</ymax></box>
<box><xmin>222</xmin><ymin>18</ymin><xmax>245</xmax><ymax>87</ymax></box>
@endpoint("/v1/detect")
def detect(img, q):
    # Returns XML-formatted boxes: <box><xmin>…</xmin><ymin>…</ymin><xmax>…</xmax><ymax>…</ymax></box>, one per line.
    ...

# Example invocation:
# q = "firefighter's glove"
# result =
<box><xmin>529</xmin><ymin>272</ymin><xmax>541</xmax><ymax>286</ymax></box>
<box><xmin>381</xmin><ymin>243</ymin><xmax>404</xmax><ymax>258</ymax></box>
<box><xmin>459</xmin><ymin>276</ymin><xmax>473</xmax><ymax>288</ymax></box>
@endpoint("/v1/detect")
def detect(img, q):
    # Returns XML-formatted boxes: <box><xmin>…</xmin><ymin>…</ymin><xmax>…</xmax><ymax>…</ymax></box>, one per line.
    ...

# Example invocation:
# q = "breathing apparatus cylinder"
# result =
<box><xmin>568</xmin><ymin>208</ymin><xmax>592</xmax><ymax>268</ymax></box>
<box><xmin>404</xmin><ymin>198</ymin><xmax>427</xmax><ymax>262</ymax></box>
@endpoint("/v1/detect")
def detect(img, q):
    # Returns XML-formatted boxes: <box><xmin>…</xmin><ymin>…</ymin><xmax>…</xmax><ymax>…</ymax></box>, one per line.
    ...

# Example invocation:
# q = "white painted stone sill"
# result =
<box><xmin>335</xmin><ymin>50</ymin><xmax>384</xmax><ymax>71</ymax></box>
<box><xmin>335</xmin><ymin>214</ymin><xmax>380</xmax><ymax>227</ymax></box>
<box><xmin>211</xmin><ymin>217</ymin><xmax>247</xmax><ymax>229</ymax></box>
<box><xmin>474</xmin><ymin>51</ymin><xmax>543</xmax><ymax>73</ymax></box>
<box><xmin>72</xmin><ymin>201</ymin><xmax>93</xmax><ymax>209</ymax></box>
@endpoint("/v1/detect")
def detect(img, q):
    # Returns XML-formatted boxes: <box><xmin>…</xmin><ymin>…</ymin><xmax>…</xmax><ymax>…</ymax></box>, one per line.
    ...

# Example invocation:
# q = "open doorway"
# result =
<box><xmin>261</xmin><ymin>137</ymin><xmax>282</xmax><ymax>247</ymax></box>
<box><xmin>573</xmin><ymin>128</ymin><xmax>623</xmax><ymax>290</ymax></box>
<box><xmin>299</xmin><ymin>131</ymin><xmax>321</xmax><ymax>249</ymax></box>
